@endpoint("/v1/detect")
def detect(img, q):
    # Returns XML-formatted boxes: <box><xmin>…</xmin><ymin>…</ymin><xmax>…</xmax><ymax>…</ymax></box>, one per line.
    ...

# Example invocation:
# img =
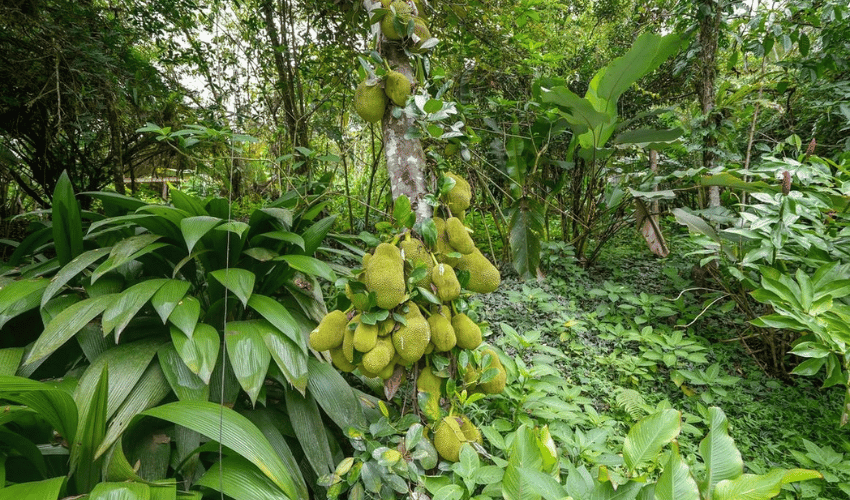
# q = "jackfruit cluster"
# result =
<box><xmin>376</xmin><ymin>0</ymin><xmax>433</xmax><ymax>51</ymax></box>
<box><xmin>433</xmin><ymin>415</ymin><xmax>482</xmax><ymax>462</ymax></box>
<box><xmin>354</xmin><ymin>79</ymin><xmax>387</xmax><ymax>123</ymax></box>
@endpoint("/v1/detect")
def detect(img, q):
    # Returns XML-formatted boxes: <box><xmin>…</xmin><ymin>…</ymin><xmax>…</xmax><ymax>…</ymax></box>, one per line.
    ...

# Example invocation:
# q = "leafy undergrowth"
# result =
<box><xmin>468</xmin><ymin>236</ymin><xmax>850</xmax><ymax>499</ymax></box>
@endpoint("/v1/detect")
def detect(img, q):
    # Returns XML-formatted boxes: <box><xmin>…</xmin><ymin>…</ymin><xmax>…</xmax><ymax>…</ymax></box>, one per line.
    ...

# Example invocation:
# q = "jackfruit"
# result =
<box><xmin>400</xmin><ymin>237</ymin><xmax>433</xmax><ymax>287</ymax></box>
<box><xmin>455</xmin><ymin>248</ymin><xmax>500</xmax><ymax>294</ymax></box>
<box><xmin>345</xmin><ymin>283</ymin><xmax>370</xmax><ymax>311</ymax></box>
<box><xmin>364</xmin><ymin>243</ymin><xmax>406</xmax><ymax>310</ymax></box>
<box><xmin>463</xmin><ymin>364</ymin><xmax>479</xmax><ymax>390</ymax></box>
<box><xmin>354</xmin><ymin>79</ymin><xmax>387</xmax><ymax>123</ymax></box>
<box><xmin>379</xmin><ymin>317</ymin><xmax>395</xmax><ymax>337</ymax></box>
<box><xmin>417</xmin><ymin>366</ymin><xmax>443</xmax><ymax>421</ymax></box>
<box><xmin>354</xmin><ymin>320</ymin><xmax>379</xmax><ymax>352</ymax></box>
<box><xmin>427</xmin><ymin>309</ymin><xmax>456</xmax><ymax>351</ymax></box>
<box><xmin>433</xmin><ymin>217</ymin><xmax>460</xmax><ymax>266</ymax></box>
<box><xmin>452</xmin><ymin>313</ymin><xmax>482</xmax><ymax>350</ymax></box>
<box><xmin>412</xmin><ymin>0</ymin><xmax>426</xmax><ymax>17</ymax></box>
<box><xmin>309</xmin><ymin>310</ymin><xmax>348</xmax><ymax>351</ymax></box>
<box><xmin>342</xmin><ymin>322</ymin><xmax>355</xmax><ymax>362</ymax></box>
<box><xmin>479</xmin><ymin>348</ymin><xmax>507</xmax><ymax>394</ymax></box>
<box><xmin>362</xmin><ymin>336</ymin><xmax>395</xmax><ymax>374</ymax></box>
<box><xmin>411</xmin><ymin>17</ymin><xmax>431</xmax><ymax>53</ymax></box>
<box><xmin>443</xmin><ymin>172</ymin><xmax>471</xmax><ymax>215</ymax></box>
<box><xmin>446</xmin><ymin>217</ymin><xmax>475</xmax><ymax>254</ymax></box>
<box><xmin>432</xmin><ymin>263</ymin><xmax>461</xmax><ymax>303</ymax></box>
<box><xmin>380</xmin><ymin>0</ymin><xmax>413</xmax><ymax>40</ymax></box>
<box><xmin>385</xmin><ymin>70</ymin><xmax>411</xmax><ymax>106</ymax></box>
<box><xmin>434</xmin><ymin>416</ymin><xmax>467</xmax><ymax>462</ymax></box>
<box><xmin>444</xmin><ymin>142</ymin><xmax>459</xmax><ymax>157</ymax></box>
<box><xmin>378</xmin><ymin>361</ymin><xmax>397</xmax><ymax>380</ymax></box>
<box><xmin>362</xmin><ymin>252</ymin><xmax>372</xmax><ymax>269</ymax></box>
<box><xmin>459</xmin><ymin>415</ymin><xmax>483</xmax><ymax>444</ymax></box>
<box><xmin>330</xmin><ymin>347</ymin><xmax>356</xmax><ymax>372</ymax></box>
<box><xmin>392</xmin><ymin>303</ymin><xmax>431</xmax><ymax>363</ymax></box>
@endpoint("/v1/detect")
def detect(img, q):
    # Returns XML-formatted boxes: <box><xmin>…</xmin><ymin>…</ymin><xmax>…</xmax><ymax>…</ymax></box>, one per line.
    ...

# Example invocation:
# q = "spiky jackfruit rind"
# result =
<box><xmin>354</xmin><ymin>80</ymin><xmax>388</xmax><ymax>124</ymax></box>
<box><xmin>427</xmin><ymin>310</ymin><xmax>456</xmax><ymax>351</ymax></box>
<box><xmin>392</xmin><ymin>303</ymin><xmax>431</xmax><ymax>363</ymax></box>
<box><xmin>455</xmin><ymin>248</ymin><xmax>500</xmax><ymax>294</ymax></box>
<box><xmin>459</xmin><ymin>415</ymin><xmax>483</xmax><ymax>444</ymax></box>
<box><xmin>443</xmin><ymin>172</ymin><xmax>471</xmax><ymax>215</ymax></box>
<box><xmin>400</xmin><ymin>238</ymin><xmax>433</xmax><ymax>287</ymax></box>
<box><xmin>385</xmin><ymin>70</ymin><xmax>412</xmax><ymax>106</ymax></box>
<box><xmin>417</xmin><ymin>365</ymin><xmax>444</xmax><ymax>422</ymax></box>
<box><xmin>354</xmin><ymin>320</ymin><xmax>379</xmax><ymax>352</ymax></box>
<box><xmin>446</xmin><ymin>217</ymin><xmax>475</xmax><ymax>254</ymax></box>
<box><xmin>452</xmin><ymin>313</ymin><xmax>482</xmax><ymax>350</ymax></box>
<box><xmin>433</xmin><ymin>217</ymin><xmax>460</xmax><ymax>266</ymax></box>
<box><xmin>434</xmin><ymin>416</ymin><xmax>467</xmax><ymax>462</ymax></box>
<box><xmin>411</xmin><ymin>17</ymin><xmax>432</xmax><ymax>53</ymax></box>
<box><xmin>479</xmin><ymin>348</ymin><xmax>507</xmax><ymax>394</ymax></box>
<box><xmin>365</xmin><ymin>243</ymin><xmax>406</xmax><ymax>310</ymax></box>
<box><xmin>345</xmin><ymin>283</ymin><xmax>370</xmax><ymax>311</ymax></box>
<box><xmin>342</xmin><ymin>325</ymin><xmax>356</xmax><ymax>363</ymax></box>
<box><xmin>432</xmin><ymin>263</ymin><xmax>461</xmax><ymax>303</ymax></box>
<box><xmin>362</xmin><ymin>336</ymin><xmax>395</xmax><ymax>374</ymax></box>
<box><xmin>309</xmin><ymin>310</ymin><xmax>348</xmax><ymax>351</ymax></box>
<box><xmin>330</xmin><ymin>347</ymin><xmax>356</xmax><ymax>372</ymax></box>
<box><xmin>380</xmin><ymin>0</ymin><xmax>413</xmax><ymax>40</ymax></box>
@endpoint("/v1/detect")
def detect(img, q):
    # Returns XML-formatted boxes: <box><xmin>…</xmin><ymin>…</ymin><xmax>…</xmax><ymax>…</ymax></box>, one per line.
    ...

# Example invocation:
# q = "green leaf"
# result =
<box><xmin>595</xmin><ymin>33</ymin><xmax>682</xmax><ymax>104</ymax></box>
<box><xmin>25</xmin><ymin>294</ymin><xmax>116</xmax><ymax>365</ymax></box>
<box><xmin>253</xmin><ymin>231</ymin><xmax>305</xmax><ymax>250</ymax></box>
<box><xmin>141</xmin><ymin>401</ymin><xmax>300</xmax><ymax>499</ymax></box>
<box><xmin>509</xmin><ymin>199</ymin><xmax>544</xmax><ymax>280</ymax></box>
<box><xmin>210</xmin><ymin>268</ymin><xmax>255</xmax><ymax>307</ymax></box>
<box><xmin>0</xmin><ymin>348</ymin><xmax>23</xmax><ymax>375</ymax></box>
<box><xmin>71</xmin><ymin>362</ymin><xmax>109</xmax><ymax>492</ymax></box>
<box><xmin>623</xmin><ymin>409</ymin><xmax>681</xmax><ymax>473</ymax></box>
<box><xmin>0</xmin><ymin>427</ymin><xmax>47</xmax><ymax>478</ymax></box>
<box><xmin>540</xmin><ymin>86</ymin><xmax>608</xmax><ymax>137</ymax></box>
<box><xmin>195</xmin><ymin>456</ymin><xmax>291</xmax><ymax>500</ymax></box>
<box><xmin>672</xmin><ymin>208</ymin><xmax>720</xmax><ymax>243</ymax></box>
<box><xmin>150</xmin><ymin>280</ymin><xmax>191</xmax><ymax>323</ymax></box>
<box><xmin>41</xmin><ymin>247</ymin><xmax>111</xmax><ymax>307</ymax></box>
<box><xmin>169</xmin><ymin>189</ymin><xmax>208</xmax><ymax>216</ymax></box>
<box><xmin>0</xmin><ymin>376</ymin><xmax>78</xmax><ymax>444</ymax></box>
<box><xmin>102</xmin><ymin>279</ymin><xmax>170</xmax><ymax>339</ymax></box>
<box><xmin>83</xmin><ymin>191</ymin><xmax>147</xmax><ymax>213</ymax></box>
<box><xmin>285</xmin><ymin>388</ymin><xmax>335</xmax><ymax>477</ymax></box>
<box><xmin>89</xmin><ymin>481</ymin><xmax>151</xmax><ymax>500</ymax></box>
<box><xmin>699</xmin><ymin>407</ymin><xmax>743</xmax><ymax>499</ymax></box>
<box><xmin>275</xmin><ymin>255</ymin><xmax>336</xmax><ymax>282</ymax></box>
<box><xmin>0</xmin><ymin>476</ymin><xmax>66</xmax><ymax>500</ymax></box>
<box><xmin>0</xmin><ymin>277</ymin><xmax>49</xmax><ymax>329</ymax></box>
<box><xmin>307</xmin><ymin>358</ymin><xmax>366</xmax><ymax>432</ymax></box>
<box><xmin>157</xmin><ymin>344</ymin><xmax>208</xmax><ymax>401</ymax></box>
<box><xmin>393</xmin><ymin>195</ymin><xmax>415</xmax><ymax>229</ymax></box>
<box><xmin>614</xmin><ymin>127</ymin><xmax>683</xmax><ymax>147</ymax></box>
<box><xmin>91</xmin><ymin>234</ymin><xmax>164</xmax><ymax>284</ymax></box>
<box><xmin>261</xmin><ymin>325</ymin><xmax>308</xmax><ymax>395</ymax></box>
<box><xmin>655</xmin><ymin>443</ymin><xmax>699</xmax><ymax>500</ymax></box>
<box><xmin>247</xmin><ymin>294</ymin><xmax>304</xmax><ymax>353</ymax></box>
<box><xmin>225</xmin><ymin>321</ymin><xmax>272</xmax><ymax>405</ymax></box>
<box><xmin>241</xmin><ymin>410</ymin><xmax>309</xmax><ymax>499</ymax></box>
<box><xmin>300</xmin><ymin>215</ymin><xmax>337</xmax><ymax>256</ymax></box>
<box><xmin>52</xmin><ymin>171</ymin><xmax>85</xmax><ymax>266</ymax></box>
<box><xmin>514</xmin><ymin>467</ymin><xmax>569</xmax><ymax>500</ymax></box>
<box><xmin>713</xmin><ymin>468</ymin><xmax>820</xmax><ymax>500</ymax></box>
<box><xmin>180</xmin><ymin>216</ymin><xmax>222</xmax><ymax>253</ymax></box>
<box><xmin>171</xmin><ymin>324</ymin><xmax>219</xmax><ymax>384</ymax></box>
<box><xmin>167</xmin><ymin>296</ymin><xmax>201</xmax><ymax>337</ymax></box>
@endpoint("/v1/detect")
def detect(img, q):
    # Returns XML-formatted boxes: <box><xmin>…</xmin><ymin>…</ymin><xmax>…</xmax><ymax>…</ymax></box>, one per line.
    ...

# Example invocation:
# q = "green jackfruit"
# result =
<box><xmin>378</xmin><ymin>360</ymin><xmax>397</xmax><ymax>380</ymax></box>
<box><xmin>433</xmin><ymin>217</ymin><xmax>460</xmax><ymax>266</ymax></box>
<box><xmin>364</xmin><ymin>243</ymin><xmax>406</xmax><ymax>310</ymax></box>
<box><xmin>412</xmin><ymin>0</ymin><xmax>426</xmax><ymax>17</ymax></box>
<box><xmin>309</xmin><ymin>310</ymin><xmax>348</xmax><ymax>351</ymax></box>
<box><xmin>427</xmin><ymin>310</ymin><xmax>456</xmax><ymax>351</ymax></box>
<box><xmin>400</xmin><ymin>237</ymin><xmax>433</xmax><ymax>287</ymax></box>
<box><xmin>362</xmin><ymin>252</ymin><xmax>372</xmax><ymax>269</ymax></box>
<box><xmin>385</xmin><ymin>70</ymin><xmax>411</xmax><ymax>106</ymax></box>
<box><xmin>459</xmin><ymin>415</ymin><xmax>483</xmax><ymax>444</ymax></box>
<box><xmin>417</xmin><ymin>366</ymin><xmax>443</xmax><ymax>421</ymax></box>
<box><xmin>443</xmin><ymin>172</ymin><xmax>471</xmax><ymax>215</ymax></box>
<box><xmin>456</xmin><ymin>248</ymin><xmax>500</xmax><ymax>294</ymax></box>
<box><xmin>463</xmin><ymin>364</ymin><xmax>479</xmax><ymax>390</ymax></box>
<box><xmin>432</xmin><ymin>263</ymin><xmax>461</xmax><ymax>303</ymax></box>
<box><xmin>362</xmin><ymin>336</ymin><xmax>395</xmax><ymax>374</ymax></box>
<box><xmin>342</xmin><ymin>326</ymin><xmax>355</xmax><ymax>363</ymax></box>
<box><xmin>446</xmin><ymin>217</ymin><xmax>475</xmax><ymax>254</ymax></box>
<box><xmin>345</xmin><ymin>283</ymin><xmax>370</xmax><ymax>311</ymax></box>
<box><xmin>354</xmin><ymin>79</ymin><xmax>387</xmax><ymax>123</ymax></box>
<box><xmin>330</xmin><ymin>347</ymin><xmax>356</xmax><ymax>372</ymax></box>
<box><xmin>380</xmin><ymin>0</ymin><xmax>413</xmax><ymax>40</ymax></box>
<box><xmin>354</xmin><ymin>320</ymin><xmax>379</xmax><ymax>352</ymax></box>
<box><xmin>379</xmin><ymin>317</ymin><xmax>395</xmax><ymax>336</ymax></box>
<box><xmin>411</xmin><ymin>17</ymin><xmax>431</xmax><ymax>53</ymax></box>
<box><xmin>452</xmin><ymin>313</ymin><xmax>482</xmax><ymax>350</ymax></box>
<box><xmin>392</xmin><ymin>303</ymin><xmax>431</xmax><ymax>363</ymax></box>
<box><xmin>434</xmin><ymin>416</ymin><xmax>467</xmax><ymax>462</ymax></box>
<box><xmin>479</xmin><ymin>348</ymin><xmax>507</xmax><ymax>394</ymax></box>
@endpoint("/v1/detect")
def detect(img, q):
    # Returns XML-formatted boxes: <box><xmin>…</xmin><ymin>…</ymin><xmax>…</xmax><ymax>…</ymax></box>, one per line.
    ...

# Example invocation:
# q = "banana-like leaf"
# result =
<box><xmin>71</xmin><ymin>363</ymin><xmax>109</xmax><ymax>493</ymax></box>
<box><xmin>0</xmin><ymin>376</ymin><xmax>78</xmax><ymax>443</ymax></box>
<box><xmin>102</xmin><ymin>279</ymin><xmax>170</xmax><ymax>339</ymax></box>
<box><xmin>672</xmin><ymin>208</ymin><xmax>720</xmax><ymax>244</ymax></box>
<box><xmin>623</xmin><ymin>409</ymin><xmax>681</xmax><ymax>473</ymax></box>
<box><xmin>141</xmin><ymin>401</ymin><xmax>299</xmax><ymax>499</ymax></box>
<box><xmin>307</xmin><ymin>358</ymin><xmax>366</xmax><ymax>432</ymax></box>
<box><xmin>102</xmin><ymin>439</ymin><xmax>146</xmax><ymax>483</ymax></box>
<box><xmin>0</xmin><ymin>277</ymin><xmax>49</xmax><ymax>329</ymax></box>
<box><xmin>508</xmin><ymin>199</ymin><xmax>544</xmax><ymax>280</ymax></box>
<box><xmin>149</xmin><ymin>484</ymin><xmax>178</xmax><ymax>500</ymax></box>
<box><xmin>275</xmin><ymin>255</ymin><xmax>336</xmax><ymax>282</ymax></box>
<box><xmin>285</xmin><ymin>388</ymin><xmax>335</xmax><ymax>477</ymax></box>
<box><xmin>713</xmin><ymin>468</ymin><xmax>821</xmax><ymax>500</ymax></box>
<box><xmin>247</xmin><ymin>294</ymin><xmax>304</xmax><ymax>352</ymax></box>
<box><xmin>0</xmin><ymin>428</ymin><xmax>47</xmax><ymax>478</ymax></box>
<box><xmin>157</xmin><ymin>344</ymin><xmax>208</xmax><ymax>401</ymax></box>
<box><xmin>242</xmin><ymin>409</ymin><xmax>308</xmax><ymax>500</ymax></box>
<box><xmin>301</xmin><ymin>215</ymin><xmax>337</xmax><ymax>256</ymax></box>
<box><xmin>252</xmin><ymin>231</ymin><xmax>305</xmax><ymax>250</ymax></box>
<box><xmin>540</xmin><ymin>86</ymin><xmax>606</xmax><ymax>137</ymax></box>
<box><xmin>195</xmin><ymin>456</ymin><xmax>292</xmax><ymax>500</ymax></box>
<box><xmin>171</xmin><ymin>324</ymin><xmax>219</xmax><ymax>384</ymax></box>
<box><xmin>41</xmin><ymin>247</ymin><xmax>111</xmax><ymax>307</ymax></box>
<box><xmin>150</xmin><ymin>280</ymin><xmax>191</xmax><ymax>323</ymax></box>
<box><xmin>511</xmin><ymin>467</ymin><xmax>566</xmax><ymax>500</ymax></box>
<box><xmin>210</xmin><ymin>269</ymin><xmax>255</xmax><ymax>307</ymax></box>
<box><xmin>91</xmin><ymin>234</ymin><xmax>163</xmax><ymax>284</ymax></box>
<box><xmin>0</xmin><ymin>476</ymin><xmax>66</xmax><ymax>500</ymax></box>
<box><xmin>589</xmin><ymin>481</ymin><xmax>643</xmax><ymax>500</ymax></box>
<box><xmin>89</xmin><ymin>482</ymin><xmax>151</xmax><ymax>500</ymax></box>
<box><xmin>225</xmin><ymin>321</ymin><xmax>272</xmax><ymax>405</ymax></box>
<box><xmin>83</xmin><ymin>191</ymin><xmax>147</xmax><ymax>213</ymax></box>
<box><xmin>25</xmin><ymin>294</ymin><xmax>116</xmax><ymax>365</ymax></box>
<box><xmin>699</xmin><ymin>173</ymin><xmax>778</xmax><ymax>194</ymax></box>
<box><xmin>167</xmin><ymin>296</ymin><xmax>201</xmax><ymax>337</ymax></box>
<box><xmin>262</xmin><ymin>326</ymin><xmax>308</xmax><ymax>394</ymax></box>
<box><xmin>180</xmin><ymin>216</ymin><xmax>222</xmax><ymax>254</ymax></box>
<box><xmin>52</xmin><ymin>171</ymin><xmax>84</xmax><ymax>266</ymax></box>
<box><xmin>614</xmin><ymin>127</ymin><xmax>683</xmax><ymax>147</ymax></box>
<box><xmin>96</xmin><ymin>363</ymin><xmax>171</xmax><ymax>458</ymax></box>
<box><xmin>699</xmin><ymin>407</ymin><xmax>743</xmax><ymax>499</ymax></box>
<box><xmin>0</xmin><ymin>347</ymin><xmax>24</xmax><ymax>375</ymax></box>
<box><xmin>169</xmin><ymin>189</ymin><xmax>208</xmax><ymax>216</ymax></box>
<box><xmin>655</xmin><ymin>443</ymin><xmax>699</xmax><ymax>500</ymax></box>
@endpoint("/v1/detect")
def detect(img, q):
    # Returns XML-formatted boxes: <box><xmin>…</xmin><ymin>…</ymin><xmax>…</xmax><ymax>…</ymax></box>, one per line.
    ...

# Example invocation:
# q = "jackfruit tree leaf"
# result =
<box><xmin>150</xmin><ymin>280</ymin><xmax>191</xmax><ymax>323</ymax></box>
<box><xmin>0</xmin><ymin>476</ymin><xmax>66</xmax><ymax>500</ymax></box>
<box><xmin>623</xmin><ymin>409</ymin><xmax>681</xmax><ymax>473</ymax></box>
<box><xmin>275</xmin><ymin>255</ymin><xmax>336</xmax><ymax>282</ymax></box>
<box><xmin>41</xmin><ymin>247</ymin><xmax>111</xmax><ymax>307</ymax></box>
<box><xmin>247</xmin><ymin>294</ymin><xmax>305</xmax><ymax>353</ymax></box>
<box><xmin>225</xmin><ymin>321</ymin><xmax>272</xmax><ymax>406</ymax></box>
<box><xmin>195</xmin><ymin>456</ymin><xmax>291</xmax><ymax>500</ymax></box>
<box><xmin>180</xmin><ymin>216</ymin><xmax>222</xmax><ymax>253</ymax></box>
<box><xmin>102</xmin><ymin>279</ymin><xmax>170</xmax><ymax>339</ymax></box>
<box><xmin>141</xmin><ymin>401</ymin><xmax>300</xmax><ymax>499</ymax></box>
<box><xmin>167</xmin><ymin>296</ymin><xmax>201</xmax><ymax>337</ymax></box>
<box><xmin>210</xmin><ymin>269</ymin><xmax>255</xmax><ymax>307</ymax></box>
<box><xmin>171</xmin><ymin>324</ymin><xmax>219</xmax><ymax>385</ymax></box>
<box><xmin>300</xmin><ymin>215</ymin><xmax>337</xmax><ymax>256</ymax></box>
<box><xmin>0</xmin><ymin>277</ymin><xmax>50</xmax><ymax>329</ymax></box>
<box><xmin>393</xmin><ymin>195</ymin><xmax>415</xmax><ymax>229</ymax></box>
<box><xmin>25</xmin><ymin>294</ymin><xmax>116</xmax><ymax>365</ymax></box>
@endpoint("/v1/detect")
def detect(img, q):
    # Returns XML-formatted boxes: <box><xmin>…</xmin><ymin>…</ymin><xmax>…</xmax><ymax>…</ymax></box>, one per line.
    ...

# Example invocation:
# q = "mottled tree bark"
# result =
<box><xmin>698</xmin><ymin>0</ymin><xmax>722</xmax><ymax>207</ymax></box>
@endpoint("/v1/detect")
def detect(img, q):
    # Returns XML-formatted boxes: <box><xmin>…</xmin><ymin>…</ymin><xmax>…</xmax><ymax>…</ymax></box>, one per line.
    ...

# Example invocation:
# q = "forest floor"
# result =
<box><xmin>471</xmin><ymin>234</ymin><xmax>850</xmax><ymax>498</ymax></box>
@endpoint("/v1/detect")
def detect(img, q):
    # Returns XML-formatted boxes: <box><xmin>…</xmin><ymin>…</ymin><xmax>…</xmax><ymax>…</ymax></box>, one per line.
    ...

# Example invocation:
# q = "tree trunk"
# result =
<box><xmin>698</xmin><ymin>0</ymin><xmax>722</xmax><ymax>207</ymax></box>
